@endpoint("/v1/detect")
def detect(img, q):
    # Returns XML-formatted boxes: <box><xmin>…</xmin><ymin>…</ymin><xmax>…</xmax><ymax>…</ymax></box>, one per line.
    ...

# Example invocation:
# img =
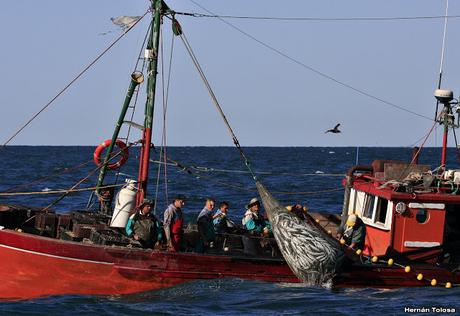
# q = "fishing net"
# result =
<box><xmin>256</xmin><ymin>181</ymin><xmax>344</xmax><ymax>285</ymax></box>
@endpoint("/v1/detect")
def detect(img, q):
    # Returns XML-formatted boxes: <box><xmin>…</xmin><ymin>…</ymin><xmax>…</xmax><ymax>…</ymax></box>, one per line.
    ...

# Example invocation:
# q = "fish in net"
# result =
<box><xmin>256</xmin><ymin>181</ymin><xmax>344</xmax><ymax>285</ymax></box>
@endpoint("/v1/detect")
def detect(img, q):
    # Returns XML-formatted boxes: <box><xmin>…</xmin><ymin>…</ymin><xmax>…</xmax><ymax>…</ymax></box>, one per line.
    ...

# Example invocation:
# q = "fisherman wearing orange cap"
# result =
<box><xmin>336</xmin><ymin>214</ymin><xmax>366</xmax><ymax>250</ymax></box>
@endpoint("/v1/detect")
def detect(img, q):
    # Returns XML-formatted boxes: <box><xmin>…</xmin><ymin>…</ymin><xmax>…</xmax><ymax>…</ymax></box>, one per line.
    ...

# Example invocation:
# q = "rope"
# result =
<box><xmin>391</xmin><ymin>116</ymin><xmax>439</xmax><ymax>183</ymax></box>
<box><xmin>123</xmin><ymin>20</ymin><xmax>151</xmax><ymax>152</ymax></box>
<box><xmin>0</xmin><ymin>184</ymin><xmax>126</xmax><ymax>197</ymax></box>
<box><xmin>178</xmin><ymin>31</ymin><xmax>258</xmax><ymax>181</ymax></box>
<box><xmin>340</xmin><ymin>242</ymin><xmax>459</xmax><ymax>288</ymax></box>
<box><xmin>162</xmin><ymin>24</ymin><xmax>175</xmax><ymax>204</ymax></box>
<box><xmin>149</xmin><ymin>155</ymin><xmax>343</xmax><ymax>196</ymax></box>
<box><xmin>175</xmin><ymin>11</ymin><xmax>460</xmax><ymax>22</ymax></box>
<box><xmin>4</xmin><ymin>159</ymin><xmax>94</xmax><ymax>193</ymax></box>
<box><xmin>153</xmin><ymin>26</ymin><xmax>175</xmax><ymax>214</ymax></box>
<box><xmin>33</xmin><ymin>143</ymin><xmax>137</xmax><ymax>211</ymax></box>
<box><xmin>150</xmin><ymin>159</ymin><xmax>344</xmax><ymax>177</ymax></box>
<box><xmin>187</xmin><ymin>0</ymin><xmax>432</xmax><ymax>122</ymax></box>
<box><xmin>452</xmin><ymin>126</ymin><xmax>460</xmax><ymax>164</ymax></box>
<box><xmin>1</xmin><ymin>10</ymin><xmax>150</xmax><ymax>148</ymax></box>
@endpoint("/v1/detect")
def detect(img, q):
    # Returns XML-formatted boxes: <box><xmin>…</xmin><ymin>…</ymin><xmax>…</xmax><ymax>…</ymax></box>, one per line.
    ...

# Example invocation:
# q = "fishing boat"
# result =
<box><xmin>1</xmin><ymin>0</ymin><xmax>459</xmax><ymax>301</ymax></box>
<box><xmin>0</xmin><ymin>0</ymin><xmax>300</xmax><ymax>300</ymax></box>
<box><xmin>331</xmin><ymin>88</ymin><xmax>460</xmax><ymax>288</ymax></box>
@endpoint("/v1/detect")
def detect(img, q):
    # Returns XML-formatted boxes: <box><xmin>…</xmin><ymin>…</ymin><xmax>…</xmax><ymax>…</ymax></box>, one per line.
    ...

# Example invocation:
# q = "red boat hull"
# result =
<box><xmin>0</xmin><ymin>229</ymin><xmax>297</xmax><ymax>300</ymax></box>
<box><xmin>1</xmin><ymin>229</ymin><xmax>458</xmax><ymax>300</ymax></box>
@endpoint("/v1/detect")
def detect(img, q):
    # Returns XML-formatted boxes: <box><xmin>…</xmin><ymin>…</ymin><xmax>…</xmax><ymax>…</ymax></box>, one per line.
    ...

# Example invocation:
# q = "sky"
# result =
<box><xmin>1</xmin><ymin>0</ymin><xmax>460</xmax><ymax>147</ymax></box>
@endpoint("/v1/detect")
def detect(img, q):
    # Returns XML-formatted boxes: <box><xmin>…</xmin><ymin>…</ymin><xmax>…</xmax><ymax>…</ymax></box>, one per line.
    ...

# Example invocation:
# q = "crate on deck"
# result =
<box><xmin>34</xmin><ymin>212</ymin><xmax>58</xmax><ymax>237</ymax></box>
<box><xmin>56</xmin><ymin>214</ymin><xmax>72</xmax><ymax>238</ymax></box>
<box><xmin>89</xmin><ymin>228</ymin><xmax>140</xmax><ymax>247</ymax></box>
<box><xmin>72</xmin><ymin>223</ymin><xmax>107</xmax><ymax>239</ymax></box>
<box><xmin>58</xmin><ymin>227</ymin><xmax>83</xmax><ymax>242</ymax></box>
<box><xmin>71</xmin><ymin>211</ymin><xmax>111</xmax><ymax>226</ymax></box>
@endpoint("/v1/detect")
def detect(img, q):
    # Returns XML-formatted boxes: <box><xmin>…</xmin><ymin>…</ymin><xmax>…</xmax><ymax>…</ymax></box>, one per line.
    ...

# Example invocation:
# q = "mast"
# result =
<box><xmin>95</xmin><ymin>72</ymin><xmax>144</xmax><ymax>194</ymax></box>
<box><xmin>435</xmin><ymin>89</ymin><xmax>455</xmax><ymax>170</ymax></box>
<box><xmin>137</xmin><ymin>0</ymin><xmax>163</xmax><ymax>205</ymax></box>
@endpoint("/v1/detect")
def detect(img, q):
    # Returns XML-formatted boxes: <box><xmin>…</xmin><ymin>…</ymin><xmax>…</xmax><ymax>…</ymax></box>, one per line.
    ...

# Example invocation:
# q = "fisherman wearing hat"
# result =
<box><xmin>242</xmin><ymin>197</ymin><xmax>269</xmax><ymax>235</ymax></box>
<box><xmin>125</xmin><ymin>198</ymin><xmax>163</xmax><ymax>249</ymax></box>
<box><xmin>336</xmin><ymin>214</ymin><xmax>366</xmax><ymax>250</ymax></box>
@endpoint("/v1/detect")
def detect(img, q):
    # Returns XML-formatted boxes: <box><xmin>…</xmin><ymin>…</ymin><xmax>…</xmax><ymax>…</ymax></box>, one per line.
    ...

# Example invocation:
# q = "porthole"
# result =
<box><xmin>415</xmin><ymin>209</ymin><xmax>429</xmax><ymax>224</ymax></box>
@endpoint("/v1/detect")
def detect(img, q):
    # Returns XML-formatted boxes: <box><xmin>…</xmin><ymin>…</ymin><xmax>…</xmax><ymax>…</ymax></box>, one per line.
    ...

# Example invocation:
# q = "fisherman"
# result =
<box><xmin>164</xmin><ymin>196</ymin><xmax>185</xmax><ymax>252</ymax></box>
<box><xmin>196</xmin><ymin>198</ymin><xmax>216</xmax><ymax>252</ymax></box>
<box><xmin>98</xmin><ymin>187</ymin><xmax>114</xmax><ymax>215</ymax></box>
<box><xmin>336</xmin><ymin>214</ymin><xmax>366</xmax><ymax>250</ymax></box>
<box><xmin>213</xmin><ymin>201</ymin><xmax>234</xmax><ymax>234</ymax></box>
<box><xmin>242</xmin><ymin>198</ymin><xmax>269</xmax><ymax>235</ymax></box>
<box><xmin>125</xmin><ymin>199</ymin><xmax>163</xmax><ymax>249</ymax></box>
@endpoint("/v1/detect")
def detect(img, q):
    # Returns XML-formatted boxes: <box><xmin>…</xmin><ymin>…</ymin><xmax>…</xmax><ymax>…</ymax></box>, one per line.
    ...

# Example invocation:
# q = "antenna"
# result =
<box><xmin>435</xmin><ymin>0</ymin><xmax>450</xmax><ymax>121</ymax></box>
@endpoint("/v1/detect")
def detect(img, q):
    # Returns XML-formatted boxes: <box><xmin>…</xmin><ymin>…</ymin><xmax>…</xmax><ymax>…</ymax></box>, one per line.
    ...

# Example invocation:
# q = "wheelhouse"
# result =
<box><xmin>343</xmin><ymin>160</ymin><xmax>460</xmax><ymax>263</ymax></box>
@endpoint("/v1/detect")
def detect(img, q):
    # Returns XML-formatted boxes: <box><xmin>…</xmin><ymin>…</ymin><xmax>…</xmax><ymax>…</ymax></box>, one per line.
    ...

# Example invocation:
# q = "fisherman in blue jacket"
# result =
<box><xmin>126</xmin><ymin>199</ymin><xmax>163</xmax><ymax>249</ymax></box>
<box><xmin>242</xmin><ymin>198</ymin><xmax>270</xmax><ymax>235</ymax></box>
<box><xmin>213</xmin><ymin>201</ymin><xmax>236</xmax><ymax>234</ymax></box>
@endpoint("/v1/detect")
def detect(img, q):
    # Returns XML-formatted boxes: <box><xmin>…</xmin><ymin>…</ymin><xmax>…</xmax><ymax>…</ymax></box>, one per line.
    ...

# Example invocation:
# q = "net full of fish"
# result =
<box><xmin>256</xmin><ymin>182</ymin><xmax>344</xmax><ymax>285</ymax></box>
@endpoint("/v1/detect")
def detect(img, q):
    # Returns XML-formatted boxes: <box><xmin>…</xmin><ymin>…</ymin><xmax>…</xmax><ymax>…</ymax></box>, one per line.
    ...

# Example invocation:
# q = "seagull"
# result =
<box><xmin>110</xmin><ymin>16</ymin><xmax>142</xmax><ymax>30</ymax></box>
<box><xmin>99</xmin><ymin>16</ymin><xmax>142</xmax><ymax>36</ymax></box>
<box><xmin>325</xmin><ymin>123</ymin><xmax>341</xmax><ymax>134</ymax></box>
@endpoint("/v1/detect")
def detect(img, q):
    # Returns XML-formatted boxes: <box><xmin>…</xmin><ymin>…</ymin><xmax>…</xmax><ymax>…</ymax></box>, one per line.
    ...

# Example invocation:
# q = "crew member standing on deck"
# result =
<box><xmin>242</xmin><ymin>198</ymin><xmax>269</xmax><ymax>235</ymax></box>
<box><xmin>213</xmin><ymin>201</ymin><xmax>234</xmax><ymax>234</ymax></box>
<box><xmin>164</xmin><ymin>196</ymin><xmax>185</xmax><ymax>252</ymax></box>
<box><xmin>336</xmin><ymin>214</ymin><xmax>366</xmax><ymax>250</ymax></box>
<box><xmin>196</xmin><ymin>198</ymin><xmax>216</xmax><ymax>252</ymax></box>
<box><xmin>125</xmin><ymin>199</ymin><xmax>163</xmax><ymax>249</ymax></box>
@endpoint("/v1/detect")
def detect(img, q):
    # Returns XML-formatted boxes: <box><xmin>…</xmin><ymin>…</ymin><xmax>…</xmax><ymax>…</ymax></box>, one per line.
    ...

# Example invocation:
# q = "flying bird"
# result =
<box><xmin>100</xmin><ymin>16</ymin><xmax>142</xmax><ymax>36</ymax></box>
<box><xmin>110</xmin><ymin>16</ymin><xmax>142</xmax><ymax>30</ymax></box>
<box><xmin>325</xmin><ymin>123</ymin><xmax>341</xmax><ymax>134</ymax></box>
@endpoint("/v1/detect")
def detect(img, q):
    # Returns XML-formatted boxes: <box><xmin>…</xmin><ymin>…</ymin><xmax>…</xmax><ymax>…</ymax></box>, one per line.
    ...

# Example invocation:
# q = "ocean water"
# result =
<box><xmin>0</xmin><ymin>146</ymin><xmax>459</xmax><ymax>315</ymax></box>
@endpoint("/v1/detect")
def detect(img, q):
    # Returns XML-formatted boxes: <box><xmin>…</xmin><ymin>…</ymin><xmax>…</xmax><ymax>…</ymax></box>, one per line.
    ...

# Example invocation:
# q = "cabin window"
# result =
<box><xmin>350</xmin><ymin>189</ymin><xmax>366</xmax><ymax>214</ymax></box>
<box><xmin>349</xmin><ymin>190</ymin><xmax>392</xmax><ymax>230</ymax></box>
<box><xmin>375</xmin><ymin>199</ymin><xmax>388</xmax><ymax>224</ymax></box>
<box><xmin>360</xmin><ymin>195</ymin><xmax>392</xmax><ymax>230</ymax></box>
<box><xmin>362</xmin><ymin>194</ymin><xmax>376</xmax><ymax>220</ymax></box>
<box><xmin>415</xmin><ymin>209</ymin><xmax>429</xmax><ymax>224</ymax></box>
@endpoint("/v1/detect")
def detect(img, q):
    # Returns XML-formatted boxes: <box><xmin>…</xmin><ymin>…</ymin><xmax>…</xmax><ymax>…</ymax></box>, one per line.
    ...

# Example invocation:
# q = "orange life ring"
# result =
<box><xmin>93</xmin><ymin>139</ymin><xmax>129</xmax><ymax>170</ymax></box>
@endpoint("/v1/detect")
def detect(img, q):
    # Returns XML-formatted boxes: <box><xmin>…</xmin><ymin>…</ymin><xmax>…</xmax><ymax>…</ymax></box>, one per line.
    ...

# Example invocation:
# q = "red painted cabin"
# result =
<box><xmin>343</xmin><ymin>160</ymin><xmax>460</xmax><ymax>263</ymax></box>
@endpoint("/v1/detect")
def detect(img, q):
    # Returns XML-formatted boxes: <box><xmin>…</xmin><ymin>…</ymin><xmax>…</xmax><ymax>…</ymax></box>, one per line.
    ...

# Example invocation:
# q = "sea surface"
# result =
<box><xmin>0</xmin><ymin>146</ymin><xmax>459</xmax><ymax>315</ymax></box>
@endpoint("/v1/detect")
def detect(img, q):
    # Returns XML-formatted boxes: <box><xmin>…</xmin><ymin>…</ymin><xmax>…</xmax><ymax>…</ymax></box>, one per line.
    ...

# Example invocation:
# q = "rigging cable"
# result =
<box><xmin>149</xmin><ymin>155</ymin><xmax>343</xmax><ymax>196</ymax></box>
<box><xmin>187</xmin><ymin>0</ymin><xmax>432</xmax><ymax>122</ymax></box>
<box><xmin>125</xmin><ymin>21</ymin><xmax>151</xmax><ymax>143</ymax></box>
<box><xmin>113</xmin><ymin>23</ymin><xmax>152</xmax><ymax>192</ymax></box>
<box><xmin>153</xmin><ymin>28</ymin><xmax>166</xmax><ymax>214</ymax></box>
<box><xmin>435</xmin><ymin>0</ymin><xmax>450</xmax><ymax>121</ymax></box>
<box><xmin>394</xmin><ymin>117</ymin><xmax>439</xmax><ymax>182</ymax></box>
<box><xmin>0</xmin><ymin>184</ymin><xmax>126</xmax><ymax>197</ymax></box>
<box><xmin>150</xmin><ymin>159</ymin><xmax>344</xmax><ymax>177</ymax></box>
<box><xmin>174</xmin><ymin>11</ymin><xmax>460</xmax><ymax>22</ymax></box>
<box><xmin>37</xmin><ymin>142</ymin><xmax>139</xmax><ymax>211</ymax></box>
<box><xmin>4</xmin><ymin>159</ymin><xmax>94</xmax><ymax>193</ymax></box>
<box><xmin>178</xmin><ymin>30</ymin><xmax>259</xmax><ymax>181</ymax></box>
<box><xmin>153</xmin><ymin>25</ymin><xmax>175</xmax><ymax>214</ymax></box>
<box><xmin>161</xmin><ymin>23</ymin><xmax>176</xmax><ymax>205</ymax></box>
<box><xmin>1</xmin><ymin>10</ymin><xmax>149</xmax><ymax>148</ymax></box>
<box><xmin>451</xmin><ymin>125</ymin><xmax>460</xmax><ymax>164</ymax></box>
